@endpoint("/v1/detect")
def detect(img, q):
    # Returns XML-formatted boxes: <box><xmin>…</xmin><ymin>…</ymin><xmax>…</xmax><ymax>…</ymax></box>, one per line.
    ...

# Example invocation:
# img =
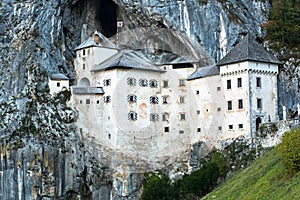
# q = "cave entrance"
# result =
<box><xmin>98</xmin><ymin>0</ymin><xmax>118</xmax><ymax>37</ymax></box>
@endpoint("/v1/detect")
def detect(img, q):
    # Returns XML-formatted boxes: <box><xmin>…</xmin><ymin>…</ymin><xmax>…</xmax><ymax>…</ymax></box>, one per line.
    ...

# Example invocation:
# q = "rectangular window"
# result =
<box><xmin>103</xmin><ymin>96</ymin><xmax>111</xmax><ymax>103</ymax></box>
<box><xmin>149</xmin><ymin>79</ymin><xmax>158</xmax><ymax>88</ymax></box>
<box><xmin>238</xmin><ymin>99</ymin><xmax>243</xmax><ymax>109</ymax></box>
<box><xmin>164</xmin><ymin>127</ymin><xmax>169</xmax><ymax>132</ymax></box>
<box><xmin>96</xmin><ymin>100</ymin><xmax>100</xmax><ymax>104</ymax></box>
<box><xmin>162</xmin><ymin>96</ymin><xmax>168</xmax><ymax>104</ymax></box>
<box><xmin>179</xmin><ymin>79</ymin><xmax>185</xmax><ymax>87</ymax></box>
<box><xmin>229</xmin><ymin>125</ymin><xmax>233</xmax><ymax>130</ymax></box>
<box><xmin>82</xmin><ymin>49</ymin><xmax>86</xmax><ymax>56</ymax></box>
<box><xmin>197</xmin><ymin>110</ymin><xmax>200</xmax><ymax>115</ymax></box>
<box><xmin>196</xmin><ymin>90</ymin><xmax>199</xmax><ymax>94</ymax></box>
<box><xmin>150</xmin><ymin>113</ymin><xmax>159</xmax><ymax>122</ymax></box>
<box><xmin>179</xmin><ymin>130</ymin><xmax>184</xmax><ymax>134</ymax></box>
<box><xmin>162</xmin><ymin>113</ymin><xmax>169</xmax><ymax>121</ymax></box>
<box><xmin>179</xmin><ymin>96</ymin><xmax>185</xmax><ymax>104</ymax></box>
<box><xmin>239</xmin><ymin>124</ymin><xmax>243</xmax><ymax>129</ymax></box>
<box><xmin>218</xmin><ymin>126</ymin><xmax>222</xmax><ymax>130</ymax></box>
<box><xmin>79</xmin><ymin>100</ymin><xmax>82</xmax><ymax>104</ymax></box>
<box><xmin>180</xmin><ymin>113</ymin><xmax>185</xmax><ymax>121</ymax></box>
<box><xmin>150</xmin><ymin>96</ymin><xmax>159</xmax><ymax>104</ymax></box>
<box><xmin>163</xmin><ymin>80</ymin><xmax>168</xmax><ymax>88</ymax></box>
<box><xmin>197</xmin><ymin>128</ymin><xmax>201</xmax><ymax>132</ymax></box>
<box><xmin>217</xmin><ymin>87</ymin><xmax>221</xmax><ymax>91</ymax></box>
<box><xmin>83</xmin><ymin>63</ymin><xmax>86</xmax><ymax>70</ymax></box>
<box><xmin>227</xmin><ymin>101</ymin><xmax>232</xmax><ymax>111</ymax></box>
<box><xmin>57</xmin><ymin>82</ymin><xmax>60</xmax><ymax>87</ymax></box>
<box><xmin>139</xmin><ymin>79</ymin><xmax>148</xmax><ymax>87</ymax></box>
<box><xmin>127</xmin><ymin>78</ymin><xmax>136</xmax><ymax>86</ymax></box>
<box><xmin>237</xmin><ymin>78</ymin><xmax>242</xmax><ymax>88</ymax></box>
<box><xmin>217</xmin><ymin>107</ymin><xmax>221</xmax><ymax>112</ymax></box>
<box><xmin>257</xmin><ymin>98</ymin><xmax>262</xmax><ymax>109</ymax></box>
<box><xmin>256</xmin><ymin>77</ymin><xmax>261</xmax><ymax>88</ymax></box>
<box><xmin>86</xmin><ymin>99</ymin><xmax>90</xmax><ymax>104</ymax></box>
<box><xmin>227</xmin><ymin>80</ymin><xmax>231</xmax><ymax>89</ymax></box>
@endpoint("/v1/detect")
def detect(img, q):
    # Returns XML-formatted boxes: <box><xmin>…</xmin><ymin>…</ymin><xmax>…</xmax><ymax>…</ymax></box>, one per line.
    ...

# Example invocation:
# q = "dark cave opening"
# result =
<box><xmin>98</xmin><ymin>0</ymin><xmax>118</xmax><ymax>37</ymax></box>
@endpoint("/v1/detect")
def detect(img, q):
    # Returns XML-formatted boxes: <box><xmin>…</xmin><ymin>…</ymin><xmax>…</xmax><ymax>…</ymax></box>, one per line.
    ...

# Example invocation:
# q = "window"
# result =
<box><xmin>163</xmin><ymin>80</ymin><xmax>168</xmax><ymax>88</ymax></box>
<box><xmin>108</xmin><ymin>134</ymin><xmax>111</xmax><ymax>139</ymax></box>
<box><xmin>83</xmin><ymin>63</ymin><xmax>85</xmax><ymax>70</ymax></box>
<box><xmin>79</xmin><ymin>100</ymin><xmax>82</xmax><ymax>104</ymax></box>
<box><xmin>257</xmin><ymin>98</ymin><xmax>262</xmax><ymax>109</ymax></box>
<box><xmin>217</xmin><ymin>107</ymin><xmax>221</xmax><ymax>112</ymax></box>
<box><xmin>164</xmin><ymin>127</ymin><xmax>169</xmax><ymax>132</ymax></box>
<box><xmin>238</xmin><ymin>99</ymin><xmax>243</xmax><ymax>109</ymax></box>
<box><xmin>57</xmin><ymin>82</ymin><xmax>60</xmax><ymax>87</ymax></box>
<box><xmin>162</xmin><ymin>96</ymin><xmax>169</xmax><ymax>104</ymax></box>
<box><xmin>237</xmin><ymin>78</ymin><xmax>242</xmax><ymax>88</ymax></box>
<box><xmin>179</xmin><ymin>130</ymin><xmax>184</xmax><ymax>134</ymax></box>
<box><xmin>128</xmin><ymin>111</ymin><xmax>138</xmax><ymax>121</ymax></box>
<box><xmin>256</xmin><ymin>77</ymin><xmax>261</xmax><ymax>88</ymax></box>
<box><xmin>149</xmin><ymin>79</ymin><xmax>158</xmax><ymax>88</ymax></box>
<box><xmin>150</xmin><ymin>113</ymin><xmax>159</xmax><ymax>122</ymax></box>
<box><xmin>86</xmin><ymin>99</ymin><xmax>90</xmax><ymax>104</ymax></box>
<box><xmin>127</xmin><ymin>78</ymin><xmax>136</xmax><ymax>86</ymax></box>
<box><xmin>179</xmin><ymin>79</ymin><xmax>185</xmax><ymax>87</ymax></box>
<box><xmin>218</xmin><ymin>126</ymin><xmax>222</xmax><ymax>130</ymax></box>
<box><xmin>103</xmin><ymin>96</ymin><xmax>111</xmax><ymax>103</ymax></box>
<box><xmin>103</xmin><ymin>79</ymin><xmax>111</xmax><ymax>86</ymax></box>
<box><xmin>227</xmin><ymin>101</ymin><xmax>232</xmax><ymax>110</ymax></box>
<box><xmin>150</xmin><ymin>96</ymin><xmax>159</xmax><ymax>104</ymax></box>
<box><xmin>180</xmin><ymin>113</ymin><xmax>185</xmax><ymax>121</ymax></box>
<box><xmin>179</xmin><ymin>96</ymin><xmax>185</xmax><ymax>104</ymax></box>
<box><xmin>162</xmin><ymin>113</ymin><xmax>169</xmax><ymax>121</ymax></box>
<box><xmin>96</xmin><ymin>100</ymin><xmax>100</xmax><ymax>104</ymax></box>
<box><xmin>238</xmin><ymin>124</ymin><xmax>243</xmax><ymax>129</ymax></box>
<box><xmin>82</xmin><ymin>49</ymin><xmax>86</xmax><ymax>56</ymax></box>
<box><xmin>217</xmin><ymin>87</ymin><xmax>221</xmax><ymax>91</ymax></box>
<box><xmin>229</xmin><ymin>125</ymin><xmax>233</xmax><ymax>130</ymax></box>
<box><xmin>127</xmin><ymin>94</ymin><xmax>137</xmax><ymax>103</ymax></box>
<box><xmin>227</xmin><ymin>79</ymin><xmax>231</xmax><ymax>89</ymax></box>
<box><xmin>197</xmin><ymin>110</ymin><xmax>200</xmax><ymax>115</ymax></box>
<box><xmin>197</xmin><ymin>128</ymin><xmax>201</xmax><ymax>132</ymax></box>
<box><xmin>196</xmin><ymin>90</ymin><xmax>199</xmax><ymax>94</ymax></box>
<box><xmin>139</xmin><ymin>79</ymin><xmax>148</xmax><ymax>87</ymax></box>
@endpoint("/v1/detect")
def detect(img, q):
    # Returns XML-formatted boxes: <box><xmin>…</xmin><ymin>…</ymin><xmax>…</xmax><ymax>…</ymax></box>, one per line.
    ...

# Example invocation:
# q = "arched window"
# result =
<box><xmin>78</xmin><ymin>77</ymin><xmax>90</xmax><ymax>86</ymax></box>
<box><xmin>150</xmin><ymin>96</ymin><xmax>159</xmax><ymax>104</ymax></box>
<box><xmin>149</xmin><ymin>79</ymin><xmax>158</xmax><ymax>88</ymax></box>
<box><xmin>139</xmin><ymin>79</ymin><xmax>148</xmax><ymax>87</ymax></box>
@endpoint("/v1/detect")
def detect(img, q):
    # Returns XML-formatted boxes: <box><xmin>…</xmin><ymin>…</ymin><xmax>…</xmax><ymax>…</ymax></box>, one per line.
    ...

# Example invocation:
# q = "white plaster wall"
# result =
<box><xmin>49</xmin><ymin>79</ymin><xmax>69</xmax><ymax>95</ymax></box>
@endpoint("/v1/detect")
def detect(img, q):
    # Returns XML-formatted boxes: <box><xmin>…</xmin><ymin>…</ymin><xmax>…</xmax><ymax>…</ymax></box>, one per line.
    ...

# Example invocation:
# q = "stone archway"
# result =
<box><xmin>78</xmin><ymin>77</ymin><xmax>90</xmax><ymax>87</ymax></box>
<box><xmin>256</xmin><ymin>117</ymin><xmax>262</xmax><ymax>132</ymax></box>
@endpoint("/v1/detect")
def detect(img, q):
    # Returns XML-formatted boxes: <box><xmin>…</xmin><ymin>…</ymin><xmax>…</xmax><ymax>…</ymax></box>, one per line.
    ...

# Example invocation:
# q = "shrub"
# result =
<box><xmin>277</xmin><ymin>128</ymin><xmax>300</xmax><ymax>175</ymax></box>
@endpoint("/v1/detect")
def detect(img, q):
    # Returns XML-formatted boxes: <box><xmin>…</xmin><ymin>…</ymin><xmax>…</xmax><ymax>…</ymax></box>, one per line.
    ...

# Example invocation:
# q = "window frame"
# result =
<box><xmin>227</xmin><ymin>79</ymin><xmax>231</xmax><ymax>90</ymax></box>
<box><xmin>257</xmin><ymin>98</ymin><xmax>262</xmax><ymax>109</ymax></box>
<box><xmin>237</xmin><ymin>77</ymin><xmax>242</xmax><ymax>88</ymax></box>
<box><xmin>238</xmin><ymin>99</ymin><xmax>243</xmax><ymax>109</ymax></box>
<box><xmin>227</xmin><ymin>100</ymin><xmax>232</xmax><ymax>111</ymax></box>
<box><xmin>256</xmin><ymin>77</ymin><xmax>261</xmax><ymax>88</ymax></box>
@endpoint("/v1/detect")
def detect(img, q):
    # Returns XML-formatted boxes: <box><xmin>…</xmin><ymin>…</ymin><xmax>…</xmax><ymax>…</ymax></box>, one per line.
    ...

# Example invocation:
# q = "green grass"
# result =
<box><xmin>202</xmin><ymin>147</ymin><xmax>300</xmax><ymax>200</ymax></box>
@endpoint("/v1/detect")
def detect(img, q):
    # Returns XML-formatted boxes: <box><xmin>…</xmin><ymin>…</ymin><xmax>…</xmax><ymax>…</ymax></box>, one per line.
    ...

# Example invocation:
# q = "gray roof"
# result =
<box><xmin>187</xmin><ymin>65</ymin><xmax>219</xmax><ymax>80</ymax></box>
<box><xmin>72</xmin><ymin>87</ymin><xmax>104</xmax><ymax>94</ymax></box>
<box><xmin>92</xmin><ymin>50</ymin><xmax>165</xmax><ymax>72</ymax></box>
<box><xmin>74</xmin><ymin>32</ymin><xmax>118</xmax><ymax>51</ymax></box>
<box><xmin>217</xmin><ymin>35</ymin><xmax>281</xmax><ymax>66</ymax></box>
<box><xmin>49</xmin><ymin>73</ymin><xmax>69</xmax><ymax>80</ymax></box>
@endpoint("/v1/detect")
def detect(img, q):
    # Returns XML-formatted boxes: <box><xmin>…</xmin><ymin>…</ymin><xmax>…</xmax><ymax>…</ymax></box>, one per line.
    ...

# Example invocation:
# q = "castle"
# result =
<box><xmin>53</xmin><ymin>31</ymin><xmax>280</xmax><ymax>164</ymax></box>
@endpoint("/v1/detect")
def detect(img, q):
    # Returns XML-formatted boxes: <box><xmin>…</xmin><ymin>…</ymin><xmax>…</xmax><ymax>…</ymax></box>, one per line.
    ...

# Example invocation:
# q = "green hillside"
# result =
<box><xmin>202</xmin><ymin>145</ymin><xmax>300</xmax><ymax>199</ymax></box>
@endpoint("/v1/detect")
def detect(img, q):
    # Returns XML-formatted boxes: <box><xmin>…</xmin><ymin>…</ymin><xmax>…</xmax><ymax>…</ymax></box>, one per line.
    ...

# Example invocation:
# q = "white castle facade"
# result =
<box><xmin>64</xmin><ymin>32</ymin><xmax>280</xmax><ymax>165</ymax></box>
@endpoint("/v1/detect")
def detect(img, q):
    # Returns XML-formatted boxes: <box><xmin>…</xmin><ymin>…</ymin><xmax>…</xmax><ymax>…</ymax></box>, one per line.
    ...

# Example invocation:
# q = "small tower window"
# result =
<box><xmin>227</xmin><ymin>101</ymin><xmax>232</xmax><ymax>111</ymax></box>
<box><xmin>103</xmin><ymin>96</ymin><xmax>111</xmax><ymax>103</ymax></box>
<box><xmin>197</xmin><ymin>110</ymin><xmax>200</xmax><ymax>115</ymax></box>
<box><xmin>257</xmin><ymin>98</ymin><xmax>262</xmax><ymax>109</ymax></box>
<box><xmin>218</xmin><ymin>126</ymin><xmax>222</xmax><ymax>130</ymax></box>
<box><xmin>82</xmin><ymin>49</ymin><xmax>86</xmax><ymax>56</ymax></box>
<box><xmin>256</xmin><ymin>77</ymin><xmax>261</xmax><ymax>88</ymax></box>
<box><xmin>238</xmin><ymin>124</ymin><xmax>243</xmax><ymax>129</ymax></box>
<box><xmin>217</xmin><ymin>87</ymin><xmax>221</xmax><ymax>91</ymax></box>
<box><xmin>197</xmin><ymin>128</ymin><xmax>201</xmax><ymax>132</ymax></box>
<box><xmin>180</xmin><ymin>113</ymin><xmax>186</xmax><ymax>121</ymax></box>
<box><xmin>57</xmin><ymin>82</ymin><xmax>60</xmax><ymax>87</ymax></box>
<box><xmin>238</xmin><ymin>99</ymin><xmax>243</xmax><ymax>109</ymax></box>
<box><xmin>237</xmin><ymin>78</ymin><xmax>242</xmax><ymax>88</ymax></box>
<box><xmin>103</xmin><ymin>79</ymin><xmax>111</xmax><ymax>86</ymax></box>
<box><xmin>196</xmin><ymin>90</ymin><xmax>199</xmax><ymax>94</ymax></box>
<box><xmin>83</xmin><ymin>63</ymin><xmax>86</xmax><ymax>70</ymax></box>
<box><xmin>229</xmin><ymin>125</ymin><xmax>233</xmax><ymax>130</ymax></box>
<box><xmin>217</xmin><ymin>107</ymin><xmax>221</xmax><ymax>112</ymax></box>
<box><xmin>164</xmin><ymin>127</ymin><xmax>169</xmax><ymax>132</ymax></box>
<box><xmin>86</xmin><ymin>99</ymin><xmax>90</xmax><ymax>104</ymax></box>
<box><xmin>227</xmin><ymin>79</ymin><xmax>231</xmax><ymax>89</ymax></box>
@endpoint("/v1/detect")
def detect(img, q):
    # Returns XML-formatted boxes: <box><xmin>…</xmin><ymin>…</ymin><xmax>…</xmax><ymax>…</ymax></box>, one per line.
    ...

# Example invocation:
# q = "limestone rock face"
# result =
<box><xmin>0</xmin><ymin>0</ymin><xmax>298</xmax><ymax>199</ymax></box>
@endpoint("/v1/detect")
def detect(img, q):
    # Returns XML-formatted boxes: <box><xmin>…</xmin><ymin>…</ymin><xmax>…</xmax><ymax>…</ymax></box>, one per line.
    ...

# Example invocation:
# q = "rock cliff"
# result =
<box><xmin>0</xmin><ymin>0</ymin><xmax>298</xmax><ymax>199</ymax></box>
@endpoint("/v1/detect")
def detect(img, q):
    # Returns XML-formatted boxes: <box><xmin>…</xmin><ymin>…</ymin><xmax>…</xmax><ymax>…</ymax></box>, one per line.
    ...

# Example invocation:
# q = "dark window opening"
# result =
<box><xmin>180</xmin><ymin>113</ymin><xmax>185</xmax><ymax>121</ymax></box>
<box><xmin>228</xmin><ymin>101</ymin><xmax>232</xmax><ymax>110</ymax></box>
<box><xmin>196</xmin><ymin>90</ymin><xmax>199</xmax><ymax>94</ymax></box>
<box><xmin>163</xmin><ymin>80</ymin><xmax>168</xmax><ymax>88</ymax></box>
<box><xmin>257</xmin><ymin>98</ymin><xmax>262</xmax><ymax>109</ymax></box>
<box><xmin>197</xmin><ymin>128</ymin><xmax>201</xmax><ymax>132</ymax></box>
<box><xmin>57</xmin><ymin>82</ymin><xmax>60</xmax><ymax>87</ymax></box>
<box><xmin>164</xmin><ymin>127</ymin><xmax>169</xmax><ymax>132</ymax></box>
<box><xmin>227</xmin><ymin>79</ymin><xmax>231</xmax><ymax>89</ymax></box>
<box><xmin>179</xmin><ymin>130</ymin><xmax>184</xmax><ymax>134</ymax></box>
<box><xmin>238</xmin><ymin>99</ymin><xmax>243</xmax><ymax>109</ymax></box>
<box><xmin>256</xmin><ymin>77</ymin><xmax>261</xmax><ymax>88</ymax></box>
<box><xmin>86</xmin><ymin>99</ymin><xmax>90</xmax><ymax>104</ymax></box>
<box><xmin>239</xmin><ymin>124</ymin><xmax>243</xmax><ymax>129</ymax></box>
<box><xmin>229</xmin><ymin>125</ymin><xmax>233</xmax><ymax>130</ymax></box>
<box><xmin>237</xmin><ymin>78</ymin><xmax>242</xmax><ymax>88</ymax></box>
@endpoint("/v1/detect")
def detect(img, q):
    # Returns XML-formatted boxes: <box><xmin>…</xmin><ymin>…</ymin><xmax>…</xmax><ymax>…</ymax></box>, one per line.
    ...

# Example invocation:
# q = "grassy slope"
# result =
<box><xmin>202</xmin><ymin>148</ymin><xmax>300</xmax><ymax>200</ymax></box>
